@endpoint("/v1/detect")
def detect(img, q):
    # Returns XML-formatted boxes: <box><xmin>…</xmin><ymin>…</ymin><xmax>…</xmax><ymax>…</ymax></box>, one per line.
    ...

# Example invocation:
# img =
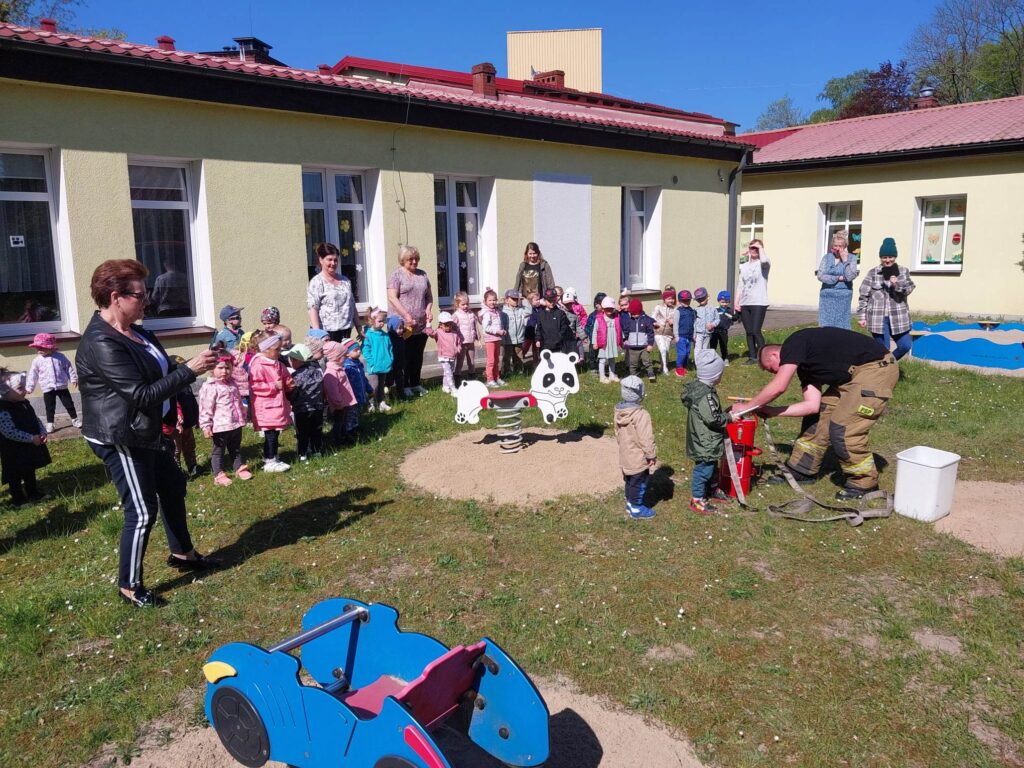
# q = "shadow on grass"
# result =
<box><xmin>0</xmin><ymin>500</ymin><xmax>108</xmax><ymax>555</ymax></box>
<box><xmin>435</xmin><ymin>706</ymin><xmax>603</xmax><ymax>767</ymax></box>
<box><xmin>647</xmin><ymin>465</ymin><xmax>676</xmax><ymax>504</ymax></box>
<box><xmin>477</xmin><ymin>422</ymin><xmax>609</xmax><ymax>447</ymax></box>
<box><xmin>155</xmin><ymin>486</ymin><xmax>386</xmax><ymax>593</ymax></box>
<box><xmin>39</xmin><ymin>461</ymin><xmax>111</xmax><ymax>496</ymax></box>
<box><xmin>277</xmin><ymin>410</ymin><xmax>408</xmax><ymax>463</ymax></box>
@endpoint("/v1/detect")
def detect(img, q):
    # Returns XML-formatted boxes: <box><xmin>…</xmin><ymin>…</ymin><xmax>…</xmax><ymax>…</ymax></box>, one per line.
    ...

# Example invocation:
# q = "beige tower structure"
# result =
<box><xmin>507</xmin><ymin>28</ymin><xmax>602</xmax><ymax>92</ymax></box>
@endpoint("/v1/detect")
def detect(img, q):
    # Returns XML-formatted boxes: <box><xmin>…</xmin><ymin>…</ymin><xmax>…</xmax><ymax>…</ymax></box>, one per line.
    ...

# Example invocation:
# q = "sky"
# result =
<box><xmin>74</xmin><ymin>0</ymin><xmax>941</xmax><ymax>131</ymax></box>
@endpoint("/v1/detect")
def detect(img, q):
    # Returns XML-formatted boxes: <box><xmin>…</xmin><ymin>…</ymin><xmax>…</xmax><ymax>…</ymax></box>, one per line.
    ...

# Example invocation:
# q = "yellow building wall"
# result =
<box><xmin>740</xmin><ymin>156</ymin><xmax>1024</xmax><ymax>317</ymax></box>
<box><xmin>507</xmin><ymin>28</ymin><xmax>602</xmax><ymax>92</ymax></box>
<box><xmin>0</xmin><ymin>78</ymin><xmax>735</xmax><ymax>369</ymax></box>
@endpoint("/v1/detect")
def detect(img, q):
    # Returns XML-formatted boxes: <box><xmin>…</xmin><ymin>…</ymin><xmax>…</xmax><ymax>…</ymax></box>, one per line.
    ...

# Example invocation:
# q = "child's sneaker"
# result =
<box><xmin>675</xmin><ymin>367</ymin><xmax>687</xmax><ymax>378</ymax></box>
<box><xmin>378</xmin><ymin>401</ymin><xmax>392</xmax><ymax>412</ymax></box>
<box><xmin>366</xmin><ymin>402</ymin><xmax>377</xmax><ymax>413</ymax></box>
<box><xmin>496</xmin><ymin>378</ymin><xmax>507</xmax><ymax>386</ymax></box>
<box><xmin>71</xmin><ymin>417</ymin><xmax>82</xmax><ymax>428</ymax></box>
<box><xmin>648</xmin><ymin>375</ymin><xmax>656</xmax><ymax>383</ymax></box>
<box><xmin>710</xmin><ymin>488</ymin><xmax>731</xmax><ymax>501</ymax></box>
<box><xmin>214</xmin><ymin>472</ymin><xmax>233</xmax><ymax>487</ymax></box>
<box><xmin>599</xmin><ymin>375</ymin><xmax>610</xmax><ymax>384</ymax></box>
<box><xmin>607</xmin><ymin>372</ymin><xmax>619</xmax><ymax>382</ymax></box>
<box><xmin>45</xmin><ymin>422</ymin><xmax>54</xmax><ymax>433</ymax></box>
<box><xmin>689</xmin><ymin>497</ymin><xmax>715</xmax><ymax>515</ymax></box>
<box><xmin>628</xmin><ymin>504</ymin><xmax>656</xmax><ymax>519</ymax></box>
<box><xmin>485</xmin><ymin>380</ymin><xmax>499</xmax><ymax>389</ymax></box>
<box><xmin>263</xmin><ymin>458</ymin><xmax>289</xmax><ymax>473</ymax></box>
<box><xmin>235</xmin><ymin>465</ymin><xmax>253</xmax><ymax>480</ymax></box>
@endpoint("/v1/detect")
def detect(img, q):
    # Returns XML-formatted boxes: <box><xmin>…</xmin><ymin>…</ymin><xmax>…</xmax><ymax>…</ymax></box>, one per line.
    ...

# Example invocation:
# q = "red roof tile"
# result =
<box><xmin>743</xmin><ymin>97</ymin><xmax>1024</xmax><ymax>165</ymax></box>
<box><xmin>0</xmin><ymin>23</ymin><xmax>752</xmax><ymax>149</ymax></box>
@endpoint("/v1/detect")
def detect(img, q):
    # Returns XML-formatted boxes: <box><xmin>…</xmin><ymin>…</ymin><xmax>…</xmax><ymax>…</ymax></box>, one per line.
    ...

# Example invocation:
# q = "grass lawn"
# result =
<box><xmin>1</xmin><ymin>326</ymin><xmax>1023</xmax><ymax>768</ymax></box>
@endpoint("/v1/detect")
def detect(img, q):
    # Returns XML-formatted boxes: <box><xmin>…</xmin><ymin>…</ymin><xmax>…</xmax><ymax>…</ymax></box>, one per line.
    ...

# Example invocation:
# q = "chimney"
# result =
<box><xmin>318</xmin><ymin>63</ymin><xmax>332</xmax><ymax>75</ymax></box>
<box><xmin>911</xmin><ymin>86</ymin><xmax>939</xmax><ymax>110</ymax></box>
<box><xmin>156</xmin><ymin>35</ymin><xmax>175</xmax><ymax>51</ymax></box>
<box><xmin>471</xmin><ymin>62</ymin><xmax>497</xmax><ymax>99</ymax></box>
<box><xmin>233</xmin><ymin>37</ymin><xmax>275</xmax><ymax>64</ymax></box>
<box><xmin>39</xmin><ymin>18</ymin><xmax>57</xmax><ymax>33</ymax></box>
<box><xmin>533</xmin><ymin>69</ymin><xmax>566</xmax><ymax>89</ymax></box>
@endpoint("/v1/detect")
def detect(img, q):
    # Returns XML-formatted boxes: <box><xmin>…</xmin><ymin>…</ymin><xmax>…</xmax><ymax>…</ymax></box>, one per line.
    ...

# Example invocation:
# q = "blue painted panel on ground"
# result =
<box><xmin>913</xmin><ymin>321</ymin><xmax>1024</xmax><ymax>332</ymax></box>
<box><xmin>913</xmin><ymin>335</ymin><xmax>1024</xmax><ymax>369</ymax></box>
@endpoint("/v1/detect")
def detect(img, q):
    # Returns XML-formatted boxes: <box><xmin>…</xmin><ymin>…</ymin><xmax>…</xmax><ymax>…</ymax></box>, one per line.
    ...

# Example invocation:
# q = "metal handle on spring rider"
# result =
<box><xmin>268</xmin><ymin>605</ymin><xmax>368</xmax><ymax>654</ymax></box>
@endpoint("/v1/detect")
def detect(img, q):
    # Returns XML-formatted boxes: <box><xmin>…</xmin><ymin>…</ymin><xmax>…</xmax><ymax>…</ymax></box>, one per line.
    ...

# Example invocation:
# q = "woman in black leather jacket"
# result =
<box><xmin>77</xmin><ymin>259</ymin><xmax>219</xmax><ymax>608</ymax></box>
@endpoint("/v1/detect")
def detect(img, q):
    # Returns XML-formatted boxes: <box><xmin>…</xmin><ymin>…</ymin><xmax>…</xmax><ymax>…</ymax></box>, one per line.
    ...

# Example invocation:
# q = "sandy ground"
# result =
<box><xmin>400</xmin><ymin>428</ymin><xmax>623</xmax><ymax>506</ymax></box>
<box><xmin>98</xmin><ymin>675</ymin><xmax>705</xmax><ymax>768</ymax></box>
<box><xmin>933</xmin><ymin>481</ymin><xmax>1024</xmax><ymax>557</ymax></box>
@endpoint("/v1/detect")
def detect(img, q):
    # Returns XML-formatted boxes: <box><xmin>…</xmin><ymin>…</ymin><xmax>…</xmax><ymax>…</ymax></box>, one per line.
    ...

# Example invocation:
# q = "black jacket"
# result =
<box><xmin>535</xmin><ymin>306</ymin><xmax>574</xmax><ymax>353</ymax></box>
<box><xmin>0</xmin><ymin>399</ymin><xmax>51</xmax><ymax>482</ymax></box>
<box><xmin>288</xmin><ymin>363</ymin><xmax>325</xmax><ymax>414</ymax></box>
<box><xmin>76</xmin><ymin>312</ymin><xmax>196</xmax><ymax>449</ymax></box>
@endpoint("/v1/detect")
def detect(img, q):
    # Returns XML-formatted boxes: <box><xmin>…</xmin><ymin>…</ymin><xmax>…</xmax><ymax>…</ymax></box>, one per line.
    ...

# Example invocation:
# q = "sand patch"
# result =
<box><xmin>87</xmin><ymin>675</ymin><xmax>707</xmax><ymax>768</ymax></box>
<box><xmin>968</xmin><ymin>717</ymin><xmax>1024</xmax><ymax>767</ymax></box>
<box><xmin>933</xmin><ymin>482</ymin><xmax>1024</xmax><ymax>557</ymax></box>
<box><xmin>912</xmin><ymin>629</ymin><xmax>963</xmax><ymax>655</ymax></box>
<box><xmin>400</xmin><ymin>428</ymin><xmax>622</xmax><ymax>506</ymax></box>
<box><xmin>645</xmin><ymin>643</ymin><xmax>697</xmax><ymax>662</ymax></box>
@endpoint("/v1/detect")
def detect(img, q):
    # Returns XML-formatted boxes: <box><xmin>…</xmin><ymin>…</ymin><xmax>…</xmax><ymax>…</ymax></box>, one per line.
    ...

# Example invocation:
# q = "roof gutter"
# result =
<box><xmin>0</xmin><ymin>38</ymin><xmax>751</xmax><ymax>161</ymax></box>
<box><xmin>744</xmin><ymin>139</ymin><xmax>1024</xmax><ymax>173</ymax></box>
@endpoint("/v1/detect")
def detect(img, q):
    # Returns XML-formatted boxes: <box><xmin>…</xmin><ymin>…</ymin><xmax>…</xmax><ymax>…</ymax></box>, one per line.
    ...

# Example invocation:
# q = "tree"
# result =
<box><xmin>809</xmin><ymin>69</ymin><xmax>871</xmax><ymax>123</ymax></box>
<box><xmin>0</xmin><ymin>0</ymin><xmax>123</xmax><ymax>38</ymax></box>
<box><xmin>839</xmin><ymin>60</ymin><xmax>912</xmax><ymax>118</ymax></box>
<box><xmin>754</xmin><ymin>96</ymin><xmax>806</xmax><ymax>131</ymax></box>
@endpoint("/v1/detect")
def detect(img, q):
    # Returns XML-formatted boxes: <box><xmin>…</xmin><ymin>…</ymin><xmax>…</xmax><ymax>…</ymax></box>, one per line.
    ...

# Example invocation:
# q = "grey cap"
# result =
<box><xmin>620</xmin><ymin>375</ymin><xmax>645</xmax><ymax>404</ymax></box>
<box><xmin>219</xmin><ymin>305</ymin><xmax>243</xmax><ymax>322</ymax></box>
<box><xmin>695</xmin><ymin>349</ymin><xmax>725</xmax><ymax>385</ymax></box>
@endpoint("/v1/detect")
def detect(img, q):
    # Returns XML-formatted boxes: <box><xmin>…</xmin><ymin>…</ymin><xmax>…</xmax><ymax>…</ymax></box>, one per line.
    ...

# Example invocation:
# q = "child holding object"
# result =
<box><xmin>0</xmin><ymin>370</ymin><xmax>51</xmax><ymax>506</ymax></box>
<box><xmin>25</xmin><ymin>333</ymin><xmax>79</xmax><ymax>432</ymax></box>
<box><xmin>198</xmin><ymin>355</ymin><xmax>251</xmax><ymax>486</ymax></box>
<box><xmin>248</xmin><ymin>332</ymin><xmax>294</xmax><ymax>472</ymax></box>
<box><xmin>614</xmin><ymin>375</ymin><xmax>656</xmax><ymax>519</ymax></box>
<box><xmin>425</xmin><ymin>312</ymin><xmax>463</xmax><ymax>393</ymax></box>
<box><xmin>681</xmin><ymin>350</ymin><xmax>730</xmax><ymax>515</ymax></box>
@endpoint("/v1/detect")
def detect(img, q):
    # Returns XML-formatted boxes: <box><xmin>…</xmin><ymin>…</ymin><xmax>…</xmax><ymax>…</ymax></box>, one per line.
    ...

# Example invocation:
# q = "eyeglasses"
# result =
<box><xmin>120</xmin><ymin>291</ymin><xmax>147</xmax><ymax>301</ymax></box>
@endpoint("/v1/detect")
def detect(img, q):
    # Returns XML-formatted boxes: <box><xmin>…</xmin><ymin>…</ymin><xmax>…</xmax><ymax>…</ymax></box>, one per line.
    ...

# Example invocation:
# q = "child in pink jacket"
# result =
<box><xmin>248</xmin><ymin>332</ymin><xmax>294</xmax><ymax>472</ymax></box>
<box><xmin>323</xmin><ymin>340</ymin><xmax>358</xmax><ymax>446</ymax></box>
<box><xmin>478</xmin><ymin>288</ymin><xmax>505</xmax><ymax>388</ymax></box>
<box><xmin>452</xmin><ymin>291</ymin><xmax>478</xmax><ymax>383</ymax></box>
<box><xmin>425</xmin><ymin>312</ymin><xmax>463</xmax><ymax>394</ymax></box>
<box><xmin>199</xmin><ymin>355</ymin><xmax>251</xmax><ymax>486</ymax></box>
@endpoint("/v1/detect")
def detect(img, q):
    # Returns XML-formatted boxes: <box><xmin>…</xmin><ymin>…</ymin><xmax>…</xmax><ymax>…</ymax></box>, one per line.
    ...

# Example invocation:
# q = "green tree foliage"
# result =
<box><xmin>908</xmin><ymin>0</ymin><xmax>1024</xmax><ymax>102</ymax></box>
<box><xmin>0</xmin><ymin>0</ymin><xmax>122</xmax><ymax>38</ymax></box>
<box><xmin>754</xmin><ymin>96</ymin><xmax>806</xmax><ymax>131</ymax></box>
<box><xmin>809</xmin><ymin>69</ymin><xmax>871</xmax><ymax>122</ymax></box>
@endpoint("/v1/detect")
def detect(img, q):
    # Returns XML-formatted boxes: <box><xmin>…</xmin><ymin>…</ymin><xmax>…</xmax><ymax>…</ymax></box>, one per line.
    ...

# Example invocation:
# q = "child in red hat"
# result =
<box><xmin>25</xmin><ymin>333</ymin><xmax>79</xmax><ymax>433</ymax></box>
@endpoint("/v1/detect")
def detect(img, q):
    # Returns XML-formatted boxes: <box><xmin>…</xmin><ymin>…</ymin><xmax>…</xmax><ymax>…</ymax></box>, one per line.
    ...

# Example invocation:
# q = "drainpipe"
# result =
<box><xmin>726</xmin><ymin>150</ymin><xmax>752</xmax><ymax>301</ymax></box>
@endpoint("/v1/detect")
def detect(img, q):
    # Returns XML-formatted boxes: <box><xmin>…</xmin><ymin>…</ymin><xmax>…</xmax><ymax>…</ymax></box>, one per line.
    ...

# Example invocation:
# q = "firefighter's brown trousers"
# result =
<box><xmin>787</xmin><ymin>354</ymin><xmax>898</xmax><ymax>491</ymax></box>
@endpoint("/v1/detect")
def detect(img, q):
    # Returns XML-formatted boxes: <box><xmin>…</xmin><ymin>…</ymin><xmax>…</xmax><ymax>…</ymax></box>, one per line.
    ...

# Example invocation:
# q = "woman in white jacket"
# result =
<box><xmin>734</xmin><ymin>239</ymin><xmax>770</xmax><ymax>364</ymax></box>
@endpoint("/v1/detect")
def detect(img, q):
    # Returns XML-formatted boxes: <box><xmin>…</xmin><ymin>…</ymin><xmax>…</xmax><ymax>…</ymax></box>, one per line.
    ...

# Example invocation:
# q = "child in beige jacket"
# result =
<box><xmin>613</xmin><ymin>375</ymin><xmax>657</xmax><ymax>519</ymax></box>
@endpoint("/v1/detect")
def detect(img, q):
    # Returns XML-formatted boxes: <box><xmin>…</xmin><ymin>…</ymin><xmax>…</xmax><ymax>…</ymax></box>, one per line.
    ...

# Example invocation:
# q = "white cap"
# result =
<box><xmin>563</xmin><ymin>288</ymin><xmax>577</xmax><ymax>302</ymax></box>
<box><xmin>438</xmin><ymin>311</ymin><xmax>454</xmax><ymax>324</ymax></box>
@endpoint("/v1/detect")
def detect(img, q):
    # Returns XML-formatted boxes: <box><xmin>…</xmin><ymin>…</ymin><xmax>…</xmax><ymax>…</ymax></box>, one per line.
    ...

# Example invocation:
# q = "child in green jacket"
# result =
<box><xmin>681</xmin><ymin>350</ymin><xmax>730</xmax><ymax>515</ymax></box>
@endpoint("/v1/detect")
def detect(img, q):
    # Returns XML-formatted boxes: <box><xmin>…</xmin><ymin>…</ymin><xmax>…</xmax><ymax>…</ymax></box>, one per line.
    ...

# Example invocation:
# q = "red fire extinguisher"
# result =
<box><xmin>719</xmin><ymin>414</ymin><xmax>762</xmax><ymax>498</ymax></box>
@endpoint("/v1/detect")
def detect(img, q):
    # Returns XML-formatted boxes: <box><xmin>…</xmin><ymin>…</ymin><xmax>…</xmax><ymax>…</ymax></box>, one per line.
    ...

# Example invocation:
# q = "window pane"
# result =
<box><xmin>457</xmin><ymin>212</ymin><xmax>479</xmax><ymax>295</ymax></box>
<box><xmin>434</xmin><ymin>180</ymin><xmax>447</xmax><ymax>207</ymax></box>
<box><xmin>302</xmin><ymin>172</ymin><xmax>324</xmax><ymax>203</ymax></box>
<box><xmin>848</xmin><ymin>226</ymin><xmax>862</xmax><ymax>256</ymax></box>
<box><xmin>946</xmin><ymin>221</ymin><xmax>964</xmax><ymax>264</ymax></box>
<box><xmin>336</xmin><ymin>210</ymin><xmax>367</xmax><ymax>304</ymax></box>
<box><xmin>827</xmin><ymin>204</ymin><xmax>847</xmax><ymax>222</ymax></box>
<box><xmin>925</xmin><ymin>200</ymin><xmax>946</xmax><ymax>218</ymax></box>
<box><xmin>335</xmin><ymin>174</ymin><xmax>363</xmax><ymax>206</ymax></box>
<box><xmin>753</xmin><ymin>207</ymin><xmax>764</xmax><ymax>225</ymax></box>
<box><xmin>304</xmin><ymin>209</ymin><xmax>326</xmax><ymax>280</ymax></box>
<box><xmin>435</xmin><ymin>211</ymin><xmax>450</xmax><ymax>298</ymax></box>
<box><xmin>629</xmin><ymin>189</ymin><xmax>645</xmax><ymax>214</ymax></box>
<box><xmin>455</xmin><ymin>181</ymin><xmax>477</xmax><ymax>208</ymax></box>
<box><xmin>129</xmin><ymin>165</ymin><xmax>187</xmax><ymax>202</ymax></box>
<box><xmin>628</xmin><ymin>214</ymin><xmax>644</xmax><ymax>285</ymax></box>
<box><xmin>921</xmin><ymin>220</ymin><xmax>945</xmax><ymax>264</ymax></box>
<box><xmin>949</xmin><ymin>198</ymin><xmax>967</xmax><ymax>218</ymax></box>
<box><xmin>0</xmin><ymin>200</ymin><xmax>60</xmax><ymax>324</ymax></box>
<box><xmin>740</xmin><ymin>208</ymin><xmax>753</xmax><ymax>226</ymax></box>
<box><xmin>132</xmin><ymin>208</ymin><xmax>194</xmax><ymax>317</ymax></box>
<box><xmin>0</xmin><ymin>153</ymin><xmax>47</xmax><ymax>193</ymax></box>
<box><xmin>849</xmin><ymin>203</ymin><xmax>862</xmax><ymax>221</ymax></box>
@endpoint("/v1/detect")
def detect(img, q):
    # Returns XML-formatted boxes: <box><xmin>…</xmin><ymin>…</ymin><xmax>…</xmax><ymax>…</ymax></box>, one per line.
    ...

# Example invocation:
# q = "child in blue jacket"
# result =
<box><xmin>361</xmin><ymin>308</ymin><xmax>394</xmax><ymax>412</ymax></box>
<box><xmin>674</xmin><ymin>290</ymin><xmax>697</xmax><ymax>377</ymax></box>
<box><xmin>341</xmin><ymin>339</ymin><xmax>374</xmax><ymax>410</ymax></box>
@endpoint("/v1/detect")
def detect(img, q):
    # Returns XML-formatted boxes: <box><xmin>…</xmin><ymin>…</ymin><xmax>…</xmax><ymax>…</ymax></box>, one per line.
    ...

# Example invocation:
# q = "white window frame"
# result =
<box><xmin>0</xmin><ymin>146</ymin><xmax>71</xmax><ymax>336</ymax></box>
<box><xmin>434</xmin><ymin>175</ymin><xmax>484</xmax><ymax>304</ymax></box>
<box><xmin>128</xmin><ymin>158</ymin><xmax>208</xmax><ymax>331</ymax></box>
<box><xmin>621</xmin><ymin>186</ymin><xmax>662</xmax><ymax>291</ymax></box>
<box><xmin>821</xmin><ymin>201</ymin><xmax>864</xmax><ymax>263</ymax></box>
<box><xmin>914</xmin><ymin>196</ymin><xmax>966</xmax><ymax>273</ymax></box>
<box><xmin>739</xmin><ymin>205</ymin><xmax>764</xmax><ymax>261</ymax></box>
<box><xmin>302</xmin><ymin>167</ymin><xmax>378</xmax><ymax>309</ymax></box>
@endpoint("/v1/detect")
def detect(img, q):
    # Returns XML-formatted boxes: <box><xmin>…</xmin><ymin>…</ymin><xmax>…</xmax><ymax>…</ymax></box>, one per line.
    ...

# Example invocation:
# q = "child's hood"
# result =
<box><xmin>613</xmin><ymin>404</ymin><xmax>646</xmax><ymax>427</ymax></box>
<box><xmin>681</xmin><ymin>378</ymin><xmax>714</xmax><ymax>408</ymax></box>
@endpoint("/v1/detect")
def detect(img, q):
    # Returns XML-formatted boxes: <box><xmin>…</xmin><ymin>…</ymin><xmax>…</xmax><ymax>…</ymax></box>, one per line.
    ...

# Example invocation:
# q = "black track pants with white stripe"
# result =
<box><xmin>90</xmin><ymin>441</ymin><xmax>193</xmax><ymax>589</ymax></box>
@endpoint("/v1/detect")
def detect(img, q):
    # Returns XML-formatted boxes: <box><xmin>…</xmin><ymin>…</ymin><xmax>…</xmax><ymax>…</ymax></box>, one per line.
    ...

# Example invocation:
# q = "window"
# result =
<box><xmin>824</xmin><ymin>202</ymin><xmax>863</xmax><ymax>257</ymax></box>
<box><xmin>129</xmin><ymin>163</ymin><xmax>198</xmax><ymax>322</ymax></box>
<box><xmin>739</xmin><ymin>206</ymin><xmax>764</xmax><ymax>263</ymax></box>
<box><xmin>434</xmin><ymin>177</ymin><xmax>481</xmax><ymax>303</ymax></box>
<box><xmin>303</xmin><ymin>169</ymin><xmax>369</xmax><ymax>303</ymax></box>
<box><xmin>916</xmin><ymin>197</ymin><xmax>965</xmax><ymax>272</ymax></box>
<box><xmin>622</xmin><ymin>187</ymin><xmax>647</xmax><ymax>289</ymax></box>
<box><xmin>0</xmin><ymin>150</ymin><xmax>62</xmax><ymax>329</ymax></box>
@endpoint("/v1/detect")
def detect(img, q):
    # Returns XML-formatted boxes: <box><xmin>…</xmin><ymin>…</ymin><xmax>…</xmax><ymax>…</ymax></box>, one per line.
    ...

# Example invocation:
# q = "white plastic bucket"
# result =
<box><xmin>894</xmin><ymin>446</ymin><xmax>961</xmax><ymax>522</ymax></box>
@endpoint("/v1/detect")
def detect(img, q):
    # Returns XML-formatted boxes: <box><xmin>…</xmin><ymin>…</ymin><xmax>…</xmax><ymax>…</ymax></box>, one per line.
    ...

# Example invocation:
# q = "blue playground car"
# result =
<box><xmin>203</xmin><ymin>598</ymin><xmax>550</xmax><ymax>768</ymax></box>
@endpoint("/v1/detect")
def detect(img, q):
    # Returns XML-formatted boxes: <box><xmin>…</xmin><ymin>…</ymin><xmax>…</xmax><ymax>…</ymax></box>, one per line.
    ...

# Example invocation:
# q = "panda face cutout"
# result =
<box><xmin>529</xmin><ymin>351</ymin><xmax>580</xmax><ymax>423</ymax></box>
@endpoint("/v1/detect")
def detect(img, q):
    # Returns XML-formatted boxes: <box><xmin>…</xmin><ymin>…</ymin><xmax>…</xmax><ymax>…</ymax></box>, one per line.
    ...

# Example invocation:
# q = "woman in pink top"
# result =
<box><xmin>248</xmin><ymin>332</ymin><xmax>294</xmax><ymax>472</ymax></box>
<box><xmin>198</xmin><ymin>356</ymin><xmax>251</xmax><ymax>486</ymax></box>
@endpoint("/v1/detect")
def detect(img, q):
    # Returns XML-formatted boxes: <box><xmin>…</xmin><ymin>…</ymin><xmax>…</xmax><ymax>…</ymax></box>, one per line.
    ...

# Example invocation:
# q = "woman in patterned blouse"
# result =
<box><xmin>387</xmin><ymin>245</ymin><xmax>434</xmax><ymax>397</ymax></box>
<box><xmin>307</xmin><ymin>243</ymin><xmax>358</xmax><ymax>342</ymax></box>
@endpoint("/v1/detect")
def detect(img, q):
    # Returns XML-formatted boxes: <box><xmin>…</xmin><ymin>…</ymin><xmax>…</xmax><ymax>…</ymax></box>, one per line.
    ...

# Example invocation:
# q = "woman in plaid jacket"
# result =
<box><xmin>857</xmin><ymin>237</ymin><xmax>916</xmax><ymax>360</ymax></box>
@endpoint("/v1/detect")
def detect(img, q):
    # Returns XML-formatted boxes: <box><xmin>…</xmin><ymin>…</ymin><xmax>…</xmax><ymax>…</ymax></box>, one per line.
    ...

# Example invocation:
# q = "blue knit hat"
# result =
<box><xmin>879</xmin><ymin>237</ymin><xmax>898</xmax><ymax>258</ymax></box>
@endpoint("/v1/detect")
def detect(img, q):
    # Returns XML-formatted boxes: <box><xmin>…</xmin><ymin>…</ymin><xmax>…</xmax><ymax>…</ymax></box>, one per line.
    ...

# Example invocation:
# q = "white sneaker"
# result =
<box><xmin>366</xmin><ymin>403</ymin><xmax>377</xmax><ymax>413</ymax></box>
<box><xmin>496</xmin><ymin>378</ymin><xmax>507</xmax><ymax>386</ymax></box>
<box><xmin>264</xmin><ymin>459</ymin><xmax>290</xmax><ymax>473</ymax></box>
<box><xmin>608</xmin><ymin>373</ymin><xmax>620</xmax><ymax>382</ymax></box>
<box><xmin>71</xmin><ymin>417</ymin><xmax>82</xmax><ymax>428</ymax></box>
<box><xmin>442</xmin><ymin>386</ymin><xmax>452</xmax><ymax>394</ymax></box>
<box><xmin>299</xmin><ymin>454</ymin><xmax>309</xmax><ymax>462</ymax></box>
<box><xmin>378</xmin><ymin>401</ymin><xmax>392</xmax><ymax>412</ymax></box>
<box><xmin>413</xmin><ymin>386</ymin><xmax>428</xmax><ymax>396</ymax></box>
<box><xmin>403</xmin><ymin>388</ymin><xmax>414</xmax><ymax>398</ymax></box>
<box><xmin>46</xmin><ymin>422</ymin><xmax>55</xmax><ymax>433</ymax></box>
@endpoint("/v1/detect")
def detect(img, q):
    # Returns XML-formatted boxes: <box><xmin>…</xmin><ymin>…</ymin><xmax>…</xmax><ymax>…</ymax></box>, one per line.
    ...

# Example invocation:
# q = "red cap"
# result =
<box><xmin>628</xmin><ymin>299</ymin><xmax>643</xmax><ymax>315</ymax></box>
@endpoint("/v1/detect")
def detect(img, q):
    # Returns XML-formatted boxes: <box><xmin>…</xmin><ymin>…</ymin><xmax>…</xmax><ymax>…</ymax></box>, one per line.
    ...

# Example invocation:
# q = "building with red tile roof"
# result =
<box><xmin>0</xmin><ymin>20</ymin><xmax>749</xmax><ymax>368</ymax></box>
<box><xmin>736</xmin><ymin>97</ymin><xmax>1024</xmax><ymax>318</ymax></box>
